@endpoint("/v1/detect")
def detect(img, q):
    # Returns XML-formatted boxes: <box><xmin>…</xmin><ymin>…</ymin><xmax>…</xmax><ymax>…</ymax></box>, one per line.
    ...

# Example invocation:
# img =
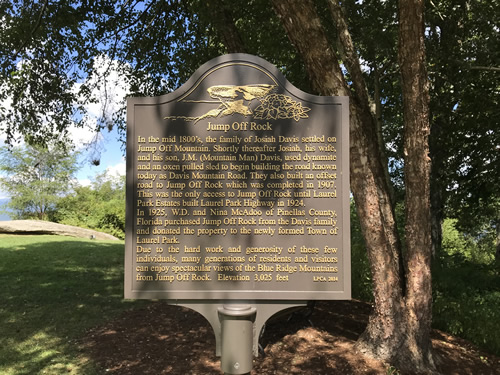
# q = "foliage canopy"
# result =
<box><xmin>1</xmin><ymin>0</ymin><xmax>498</xmax><ymax>371</ymax></box>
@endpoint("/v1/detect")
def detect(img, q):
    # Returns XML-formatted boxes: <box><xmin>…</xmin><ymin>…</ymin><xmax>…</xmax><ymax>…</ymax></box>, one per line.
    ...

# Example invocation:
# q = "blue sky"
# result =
<box><xmin>75</xmin><ymin>126</ymin><xmax>126</xmax><ymax>187</ymax></box>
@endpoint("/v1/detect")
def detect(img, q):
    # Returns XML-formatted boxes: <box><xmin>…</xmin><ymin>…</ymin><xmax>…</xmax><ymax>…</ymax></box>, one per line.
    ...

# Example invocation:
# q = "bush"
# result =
<box><xmin>54</xmin><ymin>172</ymin><xmax>125</xmax><ymax>239</ymax></box>
<box><xmin>433</xmin><ymin>218</ymin><xmax>500</xmax><ymax>355</ymax></box>
<box><xmin>433</xmin><ymin>260</ymin><xmax>500</xmax><ymax>355</ymax></box>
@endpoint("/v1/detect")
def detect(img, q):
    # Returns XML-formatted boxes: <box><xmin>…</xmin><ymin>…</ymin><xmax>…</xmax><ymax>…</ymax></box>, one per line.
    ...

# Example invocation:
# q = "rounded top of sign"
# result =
<box><xmin>138</xmin><ymin>53</ymin><xmax>346</xmax><ymax>107</ymax></box>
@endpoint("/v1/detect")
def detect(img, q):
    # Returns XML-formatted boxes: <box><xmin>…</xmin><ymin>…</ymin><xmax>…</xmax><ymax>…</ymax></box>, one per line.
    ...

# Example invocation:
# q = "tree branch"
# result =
<box><xmin>13</xmin><ymin>0</ymin><xmax>49</xmax><ymax>59</ymax></box>
<box><xmin>468</xmin><ymin>66</ymin><xmax>500</xmax><ymax>72</ymax></box>
<box><xmin>327</xmin><ymin>0</ymin><xmax>372</xmax><ymax>113</ymax></box>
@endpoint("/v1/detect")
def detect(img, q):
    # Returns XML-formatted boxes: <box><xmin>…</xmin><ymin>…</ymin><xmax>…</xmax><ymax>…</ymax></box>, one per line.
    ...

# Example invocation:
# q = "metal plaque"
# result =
<box><xmin>125</xmin><ymin>54</ymin><xmax>350</xmax><ymax>300</ymax></box>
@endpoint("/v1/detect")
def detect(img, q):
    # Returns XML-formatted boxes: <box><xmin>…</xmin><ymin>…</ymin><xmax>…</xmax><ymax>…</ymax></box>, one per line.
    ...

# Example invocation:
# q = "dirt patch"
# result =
<box><xmin>81</xmin><ymin>300</ymin><xmax>500</xmax><ymax>374</ymax></box>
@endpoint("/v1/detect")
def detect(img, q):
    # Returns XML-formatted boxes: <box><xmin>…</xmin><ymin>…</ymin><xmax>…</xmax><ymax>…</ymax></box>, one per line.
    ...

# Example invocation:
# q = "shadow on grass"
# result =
<box><xmin>0</xmin><ymin>236</ymin><xmax>145</xmax><ymax>375</ymax></box>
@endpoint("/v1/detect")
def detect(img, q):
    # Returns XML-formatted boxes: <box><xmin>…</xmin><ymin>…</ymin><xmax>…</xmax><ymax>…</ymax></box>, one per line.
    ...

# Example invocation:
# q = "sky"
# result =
<box><xmin>0</xmin><ymin>56</ymin><xmax>128</xmax><ymax>199</ymax></box>
<box><xmin>74</xmin><ymin>126</ymin><xmax>126</xmax><ymax>187</ymax></box>
<box><xmin>70</xmin><ymin>56</ymin><xmax>128</xmax><ymax>186</ymax></box>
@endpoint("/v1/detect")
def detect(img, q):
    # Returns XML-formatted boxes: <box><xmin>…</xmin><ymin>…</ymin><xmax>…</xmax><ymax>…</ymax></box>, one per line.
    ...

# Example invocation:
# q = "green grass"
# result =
<box><xmin>0</xmin><ymin>235</ymin><xmax>145</xmax><ymax>375</ymax></box>
<box><xmin>1</xmin><ymin>234</ymin><xmax>499</xmax><ymax>374</ymax></box>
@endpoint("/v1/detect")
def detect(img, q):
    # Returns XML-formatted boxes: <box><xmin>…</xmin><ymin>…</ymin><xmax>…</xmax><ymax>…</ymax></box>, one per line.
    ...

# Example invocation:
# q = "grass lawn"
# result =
<box><xmin>1</xmin><ymin>234</ymin><xmax>499</xmax><ymax>374</ymax></box>
<box><xmin>0</xmin><ymin>235</ymin><xmax>145</xmax><ymax>375</ymax></box>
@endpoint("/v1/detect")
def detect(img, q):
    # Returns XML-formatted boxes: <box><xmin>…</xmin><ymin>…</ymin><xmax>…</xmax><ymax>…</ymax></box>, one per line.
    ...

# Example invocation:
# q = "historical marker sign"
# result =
<box><xmin>125</xmin><ymin>54</ymin><xmax>350</xmax><ymax>301</ymax></box>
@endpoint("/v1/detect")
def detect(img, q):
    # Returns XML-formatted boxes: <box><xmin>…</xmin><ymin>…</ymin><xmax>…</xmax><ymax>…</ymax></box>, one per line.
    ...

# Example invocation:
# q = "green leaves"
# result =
<box><xmin>0</xmin><ymin>144</ymin><xmax>78</xmax><ymax>220</ymax></box>
<box><xmin>55</xmin><ymin>172</ymin><xmax>125</xmax><ymax>239</ymax></box>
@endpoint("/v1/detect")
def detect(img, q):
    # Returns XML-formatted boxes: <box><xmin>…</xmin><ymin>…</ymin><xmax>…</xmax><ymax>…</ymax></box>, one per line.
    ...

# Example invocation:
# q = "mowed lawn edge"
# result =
<box><xmin>0</xmin><ymin>235</ymin><xmax>145</xmax><ymax>375</ymax></box>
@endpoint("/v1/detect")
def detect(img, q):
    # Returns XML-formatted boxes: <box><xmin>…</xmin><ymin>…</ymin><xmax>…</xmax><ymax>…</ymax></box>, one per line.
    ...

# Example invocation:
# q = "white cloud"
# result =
<box><xmin>73</xmin><ymin>159</ymin><xmax>125</xmax><ymax>190</ymax></box>
<box><xmin>77</xmin><ymin>178</ymin><xmax>92</xmax><ymax>187</ymax></box>
<box><xmin>1</xmin><ymin>55</ymin><xmax>128</xmax><ymax>198</ymax></box>
<box><xmin>81</xmin><ymin>55</ymin><xmax>130</xmax><ymax>122</ymax></box>
<box><xmin>70</xmin><ymin>55</ymin><xmax>130</xmax><ymax>152</ymax></box>
<box><xmin>68</xmin><ymin>122</ymin><xmax>102</xmax><ymax>148</ymax></box>
<box><xmin>74</xmin><ymin>158</ymin><xmax>125</xmax><ymax>188</ymax></box>
<box><xmin>106</xmin><ymin>160</ymin><xmax>126</xmax><ymax>177</ymax></box>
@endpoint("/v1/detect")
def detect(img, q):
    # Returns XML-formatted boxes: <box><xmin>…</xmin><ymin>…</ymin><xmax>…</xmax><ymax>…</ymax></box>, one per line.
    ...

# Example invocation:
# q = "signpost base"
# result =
<box><xmin>218</xmin><ymin>304</ymin><xmax>256</xmax><ymax>375</ymax></box>
<box><xmin>176</xmin><ymin>301</ymin><xmax>308</xmax><ymax>374</ymax></box>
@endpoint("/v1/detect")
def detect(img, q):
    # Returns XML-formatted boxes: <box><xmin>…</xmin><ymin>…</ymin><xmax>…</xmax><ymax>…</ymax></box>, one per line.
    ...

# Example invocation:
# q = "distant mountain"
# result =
<box><xmin>0</xmin><ymin>198</ymin><xmax>12</xmax><ymax>221</ymax></box>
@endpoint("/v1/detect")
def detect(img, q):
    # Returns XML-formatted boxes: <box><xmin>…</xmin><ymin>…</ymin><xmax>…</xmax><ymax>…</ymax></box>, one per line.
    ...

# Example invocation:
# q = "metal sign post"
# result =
<box><xmin>218</xmin><ymin>304</ymin><xmax>256</xmax><ymax>374</ymax></box>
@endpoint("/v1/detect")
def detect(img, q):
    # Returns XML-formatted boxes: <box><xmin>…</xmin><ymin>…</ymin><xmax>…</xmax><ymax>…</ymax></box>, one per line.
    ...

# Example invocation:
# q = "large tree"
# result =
<box><xmin>0</xmin><ymin>144</ymin><xmax>79</xmax><ymax>220</ymax></box>
<box><xmin>1</xmin><ymin>0</ymin><xmax>497</xmax><ymax>372</ymax></box>
<box><xmin>269</xmin><ymin>0</ymin><xmax>434</xmax><ymax>371</ymax></box>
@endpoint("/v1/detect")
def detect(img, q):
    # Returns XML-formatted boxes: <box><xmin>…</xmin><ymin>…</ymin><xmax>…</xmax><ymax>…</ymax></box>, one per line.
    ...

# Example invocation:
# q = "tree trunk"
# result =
<box><xmin>373</xmin><ymin>65</ymin><xmax>397</xmax><ymax>208</ymax></box>
<box><xmin>272</xmin><ymin>0</ymin><xmax>436</xmax><ymax>372</ymax></box>
<box><xmin>327</xmin><ymin>0</ymin><xmax>405</xmax><ymax>296</ymax></box>
<box><xmin>206</xmin><ymin>0</ymin><xmax>246</xmax><ymax>54</ymax></box>
<box><xmin>395</xmin><ymin>0</ymin><xmax>436</xmax><ymax>371</ymax></box>
<box><xmin>428</xmin><ymin>107</ymin><xmax>446</xmax><ymax>258</ymax></box>
<box><xmin>272</xmin><ymin>0</ymin><xmax>406</xmax><ymax>361</ymax></box>
<box><xmin>429</xmin><ymin>179</ymin><xmax>444</xmax><ymax>257</ymax></box>
<box><xmin>496</xmin><ymin>216</ymin><xmax>500</xmax><ymax>262</ymax></box>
